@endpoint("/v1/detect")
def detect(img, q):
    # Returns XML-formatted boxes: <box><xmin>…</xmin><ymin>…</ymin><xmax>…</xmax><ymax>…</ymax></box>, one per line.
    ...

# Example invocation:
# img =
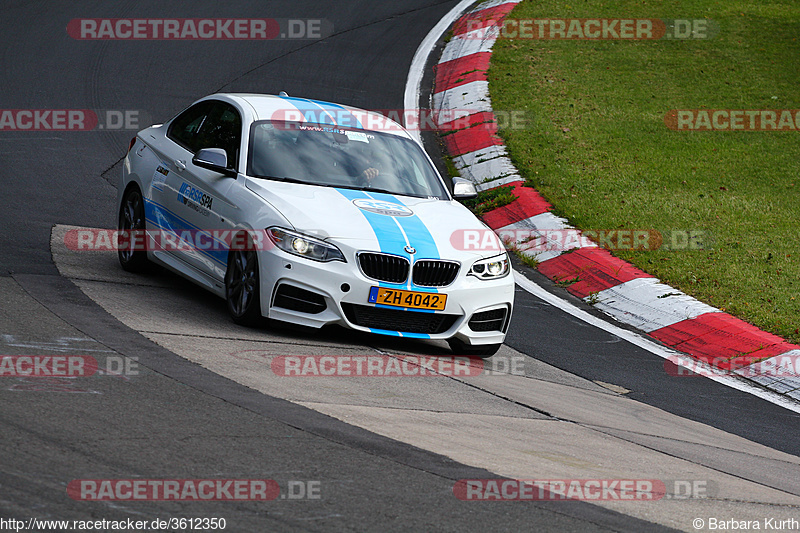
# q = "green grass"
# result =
<box><xmin>461</xmin><ymin>185</ymin><xmax>517</xmax><ymax>217</ymax></box>
<box><xmin>507</xmin><ymin>241</ymin><xmax>541</xmax><ymax>269</ymax></box>
<box><xmin>489</xmin><ymin>0</ymin><xmax>800</xmax><ymax>343</ymax></box>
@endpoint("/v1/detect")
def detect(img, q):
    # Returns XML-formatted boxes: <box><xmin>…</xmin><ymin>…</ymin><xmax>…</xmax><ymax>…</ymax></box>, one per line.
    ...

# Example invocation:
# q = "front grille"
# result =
<box><xmin>358</xmin><ymin>253</ymin><xmax>409</xmax><ymax>283</ymax></box>
<box><xmin>342</xmin><ymin>304</ymin><xmax>458</xmax><ymax>335</ymax></box>
<box><xmin>273</xmin><ymin>284</ymin><xmax>327</xmax><ymax>314</ymax></box>
<box><xmin>468</xmin><ymin>308</ymin><xmax>508</xmax><ymax>332</ymax></box>
<box><xmin>412</xmin><ymin>260</ymin><xmax>460</xmax><ymax>287</ymax></box>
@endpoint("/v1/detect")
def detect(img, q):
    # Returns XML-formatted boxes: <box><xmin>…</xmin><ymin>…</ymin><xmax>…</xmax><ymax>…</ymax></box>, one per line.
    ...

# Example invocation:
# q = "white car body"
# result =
<box><xmin>119</xmin><ymin>93</ymin><xmax>514</xmax><ymax>352</ymax></box>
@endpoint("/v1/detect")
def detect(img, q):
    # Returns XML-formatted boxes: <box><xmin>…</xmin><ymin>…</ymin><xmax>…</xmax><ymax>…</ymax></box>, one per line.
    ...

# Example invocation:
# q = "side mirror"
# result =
<box><xmin>193</xmin><ymin>148</ymin><xmax>236</xmax><ymax>177</ymax></box>
<box><xmin>452</xmin><ymin>177</ymin><xmax>478</xmax><ymax>200</ymax></box>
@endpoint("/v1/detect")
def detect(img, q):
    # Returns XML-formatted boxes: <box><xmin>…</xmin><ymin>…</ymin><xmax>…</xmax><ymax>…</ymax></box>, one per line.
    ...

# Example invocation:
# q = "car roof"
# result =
<box><xmin>211</xmin><ymin>93</ymin><xmax>414</xmax><ymax>141</ymax></box>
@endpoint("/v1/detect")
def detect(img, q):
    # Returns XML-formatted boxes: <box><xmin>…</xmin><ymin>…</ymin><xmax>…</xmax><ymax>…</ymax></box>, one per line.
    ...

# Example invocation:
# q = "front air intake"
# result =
<box><xmin>273</xmin><ymin>284</ymin><xmax>327</xmax><ymax>314</ymax></box>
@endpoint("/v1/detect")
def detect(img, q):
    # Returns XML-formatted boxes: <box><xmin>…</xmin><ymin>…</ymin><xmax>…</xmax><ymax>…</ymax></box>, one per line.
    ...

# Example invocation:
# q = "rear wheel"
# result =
<box><xmin>118</xmin><ymin>186</ymin><xmax>148</xmax><ymax>272</ymax></box>
<box><xmin>448</xmin><ymin>338</ymin><xmax>501</xmax><ymax>359</ymax></box>
<box><xmin>225</xmin><ymin>239</ymin><xmax>262</xmax><ymax>326</ymax></box>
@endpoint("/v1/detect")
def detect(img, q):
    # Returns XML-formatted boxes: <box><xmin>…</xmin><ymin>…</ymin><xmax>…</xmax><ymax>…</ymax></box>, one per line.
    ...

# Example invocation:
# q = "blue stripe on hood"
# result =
<box><xmin>336</xmin><ymin>188</ymin><xmax>448</xmax><ymax>338</ymax></box>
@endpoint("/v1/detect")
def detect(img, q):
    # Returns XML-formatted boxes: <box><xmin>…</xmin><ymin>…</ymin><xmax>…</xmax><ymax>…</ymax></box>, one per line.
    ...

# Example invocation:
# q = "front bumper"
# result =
<box><xmin>258</xmin><ymin>250</ymin><xmax>514</xmax><ymax>346</ymax></box>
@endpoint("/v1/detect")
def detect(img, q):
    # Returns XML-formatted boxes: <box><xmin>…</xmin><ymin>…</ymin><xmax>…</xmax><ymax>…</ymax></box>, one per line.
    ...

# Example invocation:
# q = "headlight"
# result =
<box><xmin>468</xmin><ymin>253</ymin><xmax>509</xmax><ymax>280</ymax></box>
<box><xmin>267</xmin><ymin>227</ymin><xmax>345</xmax><ymax>262</ymax></box>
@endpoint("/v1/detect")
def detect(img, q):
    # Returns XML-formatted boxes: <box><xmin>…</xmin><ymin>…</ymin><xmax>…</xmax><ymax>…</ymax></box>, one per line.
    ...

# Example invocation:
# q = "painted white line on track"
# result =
<box><xmin>514</xmin><ymin>271</ymin><xmax>800</xmax><ymax>414</ymax></box>
<box><xmin>403</xmin><ymin>0</ymin><xmax>475</xmax><ymax>144</ymax></box>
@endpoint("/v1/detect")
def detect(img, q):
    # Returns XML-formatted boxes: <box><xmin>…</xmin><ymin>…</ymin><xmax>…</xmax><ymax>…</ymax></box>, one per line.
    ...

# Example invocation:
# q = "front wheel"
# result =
<box><xmin>224</xmin><ymin>242</ymin><xmax>262</xmax><ymax>327</ymax></box>
<box><xmin>448</xmin><ymin>338</ymin><xmax>501</xmax><ymax>359</ymax></box>
<box><xmin>118</xmin><ymin>186</ymin><xmax>148</xmax><ymax>272</ymax></box>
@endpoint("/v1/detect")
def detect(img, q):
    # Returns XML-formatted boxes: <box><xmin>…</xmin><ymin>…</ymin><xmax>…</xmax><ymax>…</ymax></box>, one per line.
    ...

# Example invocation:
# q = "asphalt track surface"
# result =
<box><xmin>1</xmin><ymin>1</ymin><xmax>799</xmax><ymax>532</ymax></box>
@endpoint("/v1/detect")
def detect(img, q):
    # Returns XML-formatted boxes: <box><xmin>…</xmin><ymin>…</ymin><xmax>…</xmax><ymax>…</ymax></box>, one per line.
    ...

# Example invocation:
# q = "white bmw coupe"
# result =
<box><xmin>118</xmin><ymin>93</ymin><xmax>513</xmax><ymax>356</ymax></box>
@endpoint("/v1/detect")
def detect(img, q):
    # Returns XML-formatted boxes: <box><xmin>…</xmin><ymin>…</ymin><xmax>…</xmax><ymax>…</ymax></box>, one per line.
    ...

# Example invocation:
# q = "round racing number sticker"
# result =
<box><xmin>353</xmin><ymin>199</ymin><xmax>413</xmax><ymax>217</ymax></box>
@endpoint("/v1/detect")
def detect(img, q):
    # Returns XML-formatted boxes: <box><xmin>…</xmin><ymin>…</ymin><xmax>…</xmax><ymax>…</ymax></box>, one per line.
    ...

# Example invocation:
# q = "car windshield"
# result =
<box><xmin>247</xmin><ymin>120</ymin><xmax>449</xmax><ymax>199</ymax></box>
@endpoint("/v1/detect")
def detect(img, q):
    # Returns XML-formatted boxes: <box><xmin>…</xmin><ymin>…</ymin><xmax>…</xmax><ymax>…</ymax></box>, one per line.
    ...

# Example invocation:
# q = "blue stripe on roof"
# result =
<box><xmin>278</xmin><ymin>96</ymin><xmax>364</xmax><ymax>129</ymax></box>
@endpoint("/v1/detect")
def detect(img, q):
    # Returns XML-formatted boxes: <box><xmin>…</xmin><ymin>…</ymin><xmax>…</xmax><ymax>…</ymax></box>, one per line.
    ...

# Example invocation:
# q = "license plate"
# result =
<box><xmin>368</xmin><ymin>287</ymin><xmax>447</xmax><ymax>311</ymax></box>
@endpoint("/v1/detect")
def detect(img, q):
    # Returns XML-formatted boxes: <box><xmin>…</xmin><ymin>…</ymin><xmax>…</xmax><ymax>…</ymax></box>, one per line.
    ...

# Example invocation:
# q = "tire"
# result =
<box><xmin>117</xmin><ymin>186</ymin><xmax>149</xmax><ymax>272</ymax></box>
<box><xmin>448</xmin><ymin>338</ymin><xmax>501</xmax><ymax>359</ymax></box>
<box><xmin>225</xmin><ymin>238</ymin><xmax>263</xmax><ymax>326</ymax></box>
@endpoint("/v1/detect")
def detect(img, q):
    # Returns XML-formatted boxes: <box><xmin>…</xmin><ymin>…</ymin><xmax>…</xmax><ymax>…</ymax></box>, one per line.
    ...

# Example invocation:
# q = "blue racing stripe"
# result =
<box><xmin>334</xmin><ymin>188</ymin><xmax>407</xmax><ymax>256</ymax></box>
<box><xmin>144</xmin><ymin>199</ymin><xmax>228</xmax><ymax>267</ymax></box>
<box><xmin>363</xmin><ymin>192</ymin><xmax>440</xmax><ymax>262</ymax></box>
<box><xmin>368</xmin><ymin>329</ymin><xmax>431</xmax><ymax>339</ymax></box>
<box><xmin>278</xmin><ymin>96</ymin><xmax>364</xmax><ymax>129</ymax></box>
<box><xmin>336</xmin><ymin>187</ymin><xmax>439</xmax><ymax>338</ymax></box>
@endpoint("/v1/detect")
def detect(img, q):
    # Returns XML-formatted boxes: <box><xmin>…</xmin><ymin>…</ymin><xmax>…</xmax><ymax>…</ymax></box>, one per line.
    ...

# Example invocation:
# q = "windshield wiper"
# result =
<box><xmin>332</xmin><ymin>184</ymin><xmax>401</xmax><ymax>196</ymax></box>
<box><xmin>334</xmin><ymin>183</ymin><xmax>431</xmax><ymax>198</ymax></box>
<box><xmin>361</xmin><ymin>186</ymin><xmax>400</xmax><ymax>195</ymax></box>
<box><xmin>251</xmin><ymin>175</ymin><xmax>310</xmax><ymax>185</ymax></box>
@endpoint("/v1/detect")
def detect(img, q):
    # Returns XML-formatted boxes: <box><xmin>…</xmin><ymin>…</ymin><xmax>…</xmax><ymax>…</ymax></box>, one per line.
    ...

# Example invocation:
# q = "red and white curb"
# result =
<box><xmin>429</xmin><ymin>0</ymin><xmax>800</xmax><ymax>399</ymax></box>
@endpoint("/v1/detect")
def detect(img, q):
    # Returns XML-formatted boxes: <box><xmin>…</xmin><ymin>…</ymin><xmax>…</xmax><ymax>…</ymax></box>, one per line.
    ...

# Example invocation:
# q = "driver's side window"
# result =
<box><xmin>167</xmin><ymin>101</ymin><xmax>213</xmax><ymax>154</ymax></box>
<box><xmin>194</xmin><ymin>103</ymin><xmax>242</xmax><ymax>169</ymax></box>
<box><xmin>167</xmin><ymin>100</ymin><xmax>242</xmax><ymax>170</ymax></box>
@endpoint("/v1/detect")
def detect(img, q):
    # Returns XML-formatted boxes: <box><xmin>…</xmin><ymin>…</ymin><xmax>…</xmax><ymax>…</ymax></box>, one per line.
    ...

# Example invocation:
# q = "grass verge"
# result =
<box><xmin>488</xmin><ymin>0</ymin><xmax>800</xmax><ymax>343</ymax></box>
<box><xmin>461</xmin><ymin>185</ymin><xmax>517</xmax><ymax>217</ymax></box>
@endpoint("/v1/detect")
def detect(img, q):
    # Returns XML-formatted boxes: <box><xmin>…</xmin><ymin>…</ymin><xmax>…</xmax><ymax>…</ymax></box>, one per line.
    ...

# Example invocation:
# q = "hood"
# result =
<box><xmin>245</xmin><ymin>179</ymin><xmax>503</xmax><ymax>261</ymax></box>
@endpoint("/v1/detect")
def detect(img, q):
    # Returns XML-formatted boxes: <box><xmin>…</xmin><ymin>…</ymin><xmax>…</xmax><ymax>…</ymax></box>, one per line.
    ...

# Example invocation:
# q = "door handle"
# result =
<box><xmin>174</xmin><ymin>159</ymin><xmax>186</xmax><ymax>171</ymax></box>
